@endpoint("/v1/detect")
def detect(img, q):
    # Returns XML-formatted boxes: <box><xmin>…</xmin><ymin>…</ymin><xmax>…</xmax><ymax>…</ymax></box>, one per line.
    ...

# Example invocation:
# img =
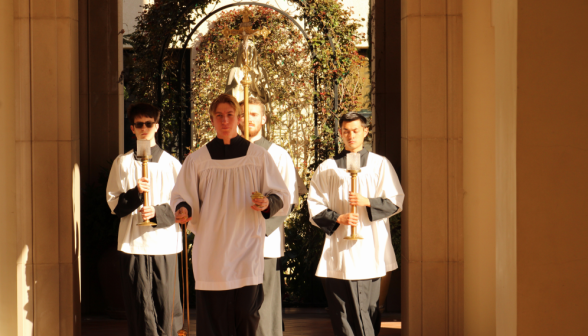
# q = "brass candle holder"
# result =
<box><xmin>345</xmin><ymin>152</ymin><xmax>363</xmax><ymax>240</ymax></box>
<box><xmin>136</xmin><ymin>139</ymin><xmax>155</xmax><ymax>226</ymax></box>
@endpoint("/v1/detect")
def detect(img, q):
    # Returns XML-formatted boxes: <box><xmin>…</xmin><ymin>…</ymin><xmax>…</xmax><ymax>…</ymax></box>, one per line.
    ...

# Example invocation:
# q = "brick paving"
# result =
<box><xmin>82</xmin><ymin>308</ymin><xmax>401</xmax><ymax>336</ymax></box>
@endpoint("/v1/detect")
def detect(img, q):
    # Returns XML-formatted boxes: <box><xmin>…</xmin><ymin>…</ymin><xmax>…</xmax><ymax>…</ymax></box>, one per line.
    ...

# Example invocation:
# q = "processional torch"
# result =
<box><xmin>136</xmin><ymin>140</ymin><xmax>155</xmax><ymax>226</ymax></box>
<box><xmin>221</xmin><ymin>7</ymin><xmax>270</xmax><ymax>141</ymax></box>
<box><xmin>345</xmin><ymin>152</ymin><xmax>363</xmax><ymax>240</ymax></box>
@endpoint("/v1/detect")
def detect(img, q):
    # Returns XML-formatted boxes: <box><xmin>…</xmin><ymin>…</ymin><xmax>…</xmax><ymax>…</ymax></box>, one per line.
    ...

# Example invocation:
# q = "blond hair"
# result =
<box><xmin>208</xmin><ymin>94</ymin><xmax>242</xmax><ymax>119</ymax></box>
<box><xmin>239</xmin><ymin>97</ymin><xmax>266</xmax><ymax>115</ymax></box>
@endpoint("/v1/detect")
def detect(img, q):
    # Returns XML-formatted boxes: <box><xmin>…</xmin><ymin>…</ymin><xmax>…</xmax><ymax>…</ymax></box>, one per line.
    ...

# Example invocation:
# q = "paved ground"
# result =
<box><xmin>82</xmin><ymin>308</ymin><xmax>401</xmax><ymax>336</ymax></box>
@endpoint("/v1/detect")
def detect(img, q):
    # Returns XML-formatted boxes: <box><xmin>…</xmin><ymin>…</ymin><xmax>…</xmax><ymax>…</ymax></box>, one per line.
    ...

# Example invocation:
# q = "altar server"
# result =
<box><xmin>106</xmin><ymin>103</ymin><xmax>183</xmax><ymax>336</ymax></box>
<box><xmin>308</xmin><ymin>112</ymin><xmax>404</xmax><ymax>336</ymax></box>
<box><xmin>171</xmin><ymin>94</ymin><xmax>290</xmax><ymax>336</ymax></box>
<box><xmin>238</xmin><ymin>98</ymin><xmax>299</xmax><ymax>336</ymax></box>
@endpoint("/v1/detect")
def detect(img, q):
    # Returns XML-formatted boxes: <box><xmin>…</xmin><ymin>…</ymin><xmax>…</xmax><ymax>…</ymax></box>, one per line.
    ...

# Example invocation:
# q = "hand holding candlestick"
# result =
<box><xmin>345</xmin><ymin>152</ymin><xmax>363</xmax><ymax>240</ymax></box>
<box><xmin>136</xmin><ymin>140</ymin><xmax>155</xmax><ymax>226</ymax></box>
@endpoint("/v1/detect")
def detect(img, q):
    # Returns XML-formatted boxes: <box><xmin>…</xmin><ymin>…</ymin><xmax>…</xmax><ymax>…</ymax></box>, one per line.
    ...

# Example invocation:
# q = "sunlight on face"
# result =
<box><xmin>212</xmin><ymin>103</ymin><xmax>241</xmax><ymax>140</ymax></box>
<box><xmin>339</xmin><ymin>119</ymin><xmax>369</xmax><ymax>152</ymax></box>
<box><xmin>238</xmin><ymin>104</ymin><xmax>266</xmax><ymax>138</ymax></box>
<box><xmin>130</xmin><ymin>115</ymin><xmax>159</xmax><ymax>141</ymax></box>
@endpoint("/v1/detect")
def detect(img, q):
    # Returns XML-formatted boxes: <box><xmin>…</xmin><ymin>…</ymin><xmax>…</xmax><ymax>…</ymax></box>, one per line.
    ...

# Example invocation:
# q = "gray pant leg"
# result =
<box><xmin>322</xmin><ymin>277</ymin><xmax>381</xmax><ymax>336</ymax></box>
<box><xmin>196</xmin><ymin>284</ymin><xmax>264</xmax><ymax>336</ymax></box>
<box><xmin>120</xmin><ymin>253</ymin><xmax>183</xmax><ymax>336</ymax></box>
<box><xmin>257</xmin><ymin>258</ymin><xmax>283</xmax><ymax>336</ymax></box>
<box><xmin>152</xmin><ymin>254</ymin><xmax>183</xmax><ymax>336</ymax></box>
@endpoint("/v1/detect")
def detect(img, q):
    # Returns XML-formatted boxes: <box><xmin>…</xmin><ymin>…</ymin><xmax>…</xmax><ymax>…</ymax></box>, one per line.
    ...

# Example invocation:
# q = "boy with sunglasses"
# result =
<box><xmin>106</xmin><ymin>103</ymin><xmax>183</xmax><ymax>336</ymax></box>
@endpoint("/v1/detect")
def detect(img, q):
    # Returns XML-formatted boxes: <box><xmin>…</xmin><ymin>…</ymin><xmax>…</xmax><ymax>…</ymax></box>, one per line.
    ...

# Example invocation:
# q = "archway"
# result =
<box><xmin>153</xmin><ymin>2</ymin><xmax>340</xmax><ymax>161</ymax></box>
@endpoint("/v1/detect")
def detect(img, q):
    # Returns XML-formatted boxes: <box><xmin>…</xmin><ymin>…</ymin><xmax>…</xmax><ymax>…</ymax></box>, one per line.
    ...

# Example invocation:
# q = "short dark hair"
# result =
<box><xmin>127</xmin><ymin>103</ymin><xmax>160</xmax><ymax>124</ymax></box>
<box><xmin>209</xmin><ymin>94</ymin><xmax>242</xmax><ymax>119</ymax></box>
<box><xmin>339</xmin><ymin>112</ymin><xmax>368</xmax><ymax>128</ymax></box>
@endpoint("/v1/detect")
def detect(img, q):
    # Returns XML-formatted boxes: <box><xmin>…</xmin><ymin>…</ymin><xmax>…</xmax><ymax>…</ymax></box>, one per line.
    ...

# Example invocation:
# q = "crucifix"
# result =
<box><xmin>222</xmin><ymin>7</ymin><xmax>270</xmax><ymax>140</ymax></box>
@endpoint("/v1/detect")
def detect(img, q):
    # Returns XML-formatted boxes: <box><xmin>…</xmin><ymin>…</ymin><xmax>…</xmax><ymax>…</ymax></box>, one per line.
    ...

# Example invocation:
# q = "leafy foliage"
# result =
<box><xmin>124</xmin><ymin>0</ymin><xmax>386</xmax><ymax>307</ymax></box>
<box><xmin>124</xmin><ymin>0</ymin><xmax>220</xmax><ymax>155</ymax></box>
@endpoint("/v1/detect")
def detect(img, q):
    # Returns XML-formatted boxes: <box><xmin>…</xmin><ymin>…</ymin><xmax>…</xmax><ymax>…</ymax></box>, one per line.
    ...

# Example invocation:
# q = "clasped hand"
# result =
<box><xmin>348</xmin><ymin>192</ymin><xmax>370</xmax><ymax>207</ymax></box>
<box><xmin>337</xmin><ymin>192</ymin><xmax>370</xmax><ymax>226</ymax></box>
<box><xmin>174</xmin><ymin>194</ymin><xmax>268</xmax><ymax>225</ymax></box>
<box><xmin>137</xmin><ymin>177</ymin><xmax>150</xmax><ymax>193</ymax></box>
<box><xmin>251</xmin><ymin>193</ymin><xmax>269</xmax><ymax>212</ymax></box>
<box><xmin>139</xmin><ymin>206</ymin><xmax>155</xmax><ymax>221</ymax></box>
<box><xmin>175</xmin><ymin>207</ymin><xmax>191</xmax><ymax>225</ymax></box>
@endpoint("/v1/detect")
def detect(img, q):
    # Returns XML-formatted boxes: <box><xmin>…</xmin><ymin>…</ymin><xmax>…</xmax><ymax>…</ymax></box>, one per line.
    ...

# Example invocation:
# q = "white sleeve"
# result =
<box><xmin>275</xmin><ymin>150</ymin><xmax>299</xmax><ymax>212</ymax></box>
<box><xmin>307</xmin><ymin>164</ymin><xmax>331</xmax><ymax>228</ymax></box>
<box><xmin>378</xmin><ymin>158</ymin><xmax>404</xmax><ymax>215</ymax></box>
<box><xmin>261</xmin><ymin>151</ymin><xmax>291</xmax><ymax>215</ymax></box>
<box><xmin>106</xmin><ymin>155</ymin><xmax>126</xmax><ymax>215</ymax></box>
<box><xmin>170</xmin><ymin>156</ymin><xmax>200</xmax><ymax>232</ymax></box>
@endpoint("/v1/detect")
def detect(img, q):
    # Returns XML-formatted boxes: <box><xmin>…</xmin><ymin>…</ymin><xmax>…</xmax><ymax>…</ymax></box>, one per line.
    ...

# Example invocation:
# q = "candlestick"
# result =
<box><xmin>136</xmin><ymin>140</ymin><xmax>155</xmax><ymax>226</ymax></box>
<box><xmin>345</xmin><ymin>152</ymin><xmax>363</xmax><ymax>240</ymax></box>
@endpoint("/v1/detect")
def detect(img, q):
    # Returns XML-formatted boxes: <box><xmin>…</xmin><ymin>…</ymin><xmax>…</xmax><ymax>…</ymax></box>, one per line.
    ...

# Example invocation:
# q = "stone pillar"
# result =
<box><xmin>79</xmin><ymin>0</ymin><xmax>123</xmax><ymax>187</ymax></box>
<box><xmin>515</xmin><ymin>0</ymin><xmax>588</xmax><ymax>335</ymax></box>
<box><xmin>400</xmin><ymin>0</ymin><xmax>464</xmax><ymax>335</ymax></box>
<box><xmin>462</xmin><ymin>0</ymin><xmax>497</xmax><ymax>335</ymax></box>
<box><xmin>493</xmin><ymin>0</ymin><xmax>517</xmax><ymax>335</ymax></box>
<box><xmin>0</xmin><ymin>0</ymin><xmax>17</xmax><ymax>334</ymax></box>
<box><xmin>373</xmin><ymin>0</ymin><xmax>402</xmax><ymax>172</ymax></box>
<box><xmin>78</xmin><ymin>0</ymin><xmax>123</xmax><ymax>315</ymax></box>
<box><xmin>1</xmin><ymin>0</ymin><xmax>82</xmax><ymax>335</ymax></box>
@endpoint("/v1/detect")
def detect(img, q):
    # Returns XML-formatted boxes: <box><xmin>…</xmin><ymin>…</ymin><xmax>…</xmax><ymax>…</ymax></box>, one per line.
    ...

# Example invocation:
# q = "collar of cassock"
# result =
<box><xmin>133</xmin><ymin>143</ymin><xmax>164</xmax><ymax>163</ymax></box>
<box><xmin>333</xmin><ymin>148</ymin><xmax>370</xmax><ymax>169</ymax></box>
<box><xmin>206</xmin><ymin>135</ymin><xmax>251</xmax><ymax>160</ymax></box>
<box><xmin>254</xmin><ymin>136</ymin><xmax>272</xmax><ymax>151</ymax></box>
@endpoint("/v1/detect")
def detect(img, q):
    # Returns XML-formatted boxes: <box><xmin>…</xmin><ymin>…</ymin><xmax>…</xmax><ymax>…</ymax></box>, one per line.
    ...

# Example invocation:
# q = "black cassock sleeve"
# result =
<box><xmin>152</xmin><ymin>204</ymin><xmax>176</xmax><ymax>228</ymax></box>
<box><xmin>262</xmin><ymin>194</ymin><xmax>284</xmax><ymax>220</ymax></box>
<box><xmin>312</xmin><ymin>209</ymin><xmax>341</xmax><ymax>236</ymax></box>
<box><xmin>113</xmin><ymin>186</ymin><xmax>144</xmax><ymax>218</ymax></box>
<box><xmin>366</xmin><ymin>198</ymin><xmax>399</xmax><ymax>222</ymax></box>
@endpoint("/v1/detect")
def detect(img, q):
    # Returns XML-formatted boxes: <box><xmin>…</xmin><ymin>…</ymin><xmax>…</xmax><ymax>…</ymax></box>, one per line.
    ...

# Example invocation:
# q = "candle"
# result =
<box><xmin>137</xmin><ymin>139</ymin><xmax>151</xmax><ymax>157</ymax></box>
<box><xmin>346</xmin><ymin>152</ymin><xmax>361</xmax><ymax>171</ymax></box>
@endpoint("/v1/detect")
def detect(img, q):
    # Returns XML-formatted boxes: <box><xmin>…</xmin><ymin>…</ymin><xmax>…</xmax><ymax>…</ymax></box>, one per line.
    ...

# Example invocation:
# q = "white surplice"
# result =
<box><xmin>106</xmin><ymin>150</ymin><xmax>183</xmax><ymax>255</ymax></box>
<box><xmin>264</xmin><ymin>142</ymin><xmax>299</xmax><ymax>258</ymax></box>
<box><xmin>170</xmin><ymin>144</ymin><xmax>290</xmax><ymax>291</ymax></box>
<box><xmin>308</xmin><ymin>152</ymin><xmax>404</xmax><ymax>280</ymax></box>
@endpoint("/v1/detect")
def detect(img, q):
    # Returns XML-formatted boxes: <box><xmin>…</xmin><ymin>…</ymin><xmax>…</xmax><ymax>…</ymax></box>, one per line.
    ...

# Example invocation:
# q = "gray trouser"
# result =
<box><xmin>257</xmin><ymin>258</ymin><xmax>283</xmax><ymax>336</ymax></box>
<box><xmin>119</xmin><ymin>252</ymin><xmax>183</xmax><ymax>336</ymax></box>
<box><xmin>322</xmin><ymin>277</ymin><xmax>381</xmax><ymax>336</ymax></box>
<box><xmin>195</xmin><ymin>284</ymin><xmax>264</xmax><ymax>336</ymax></box>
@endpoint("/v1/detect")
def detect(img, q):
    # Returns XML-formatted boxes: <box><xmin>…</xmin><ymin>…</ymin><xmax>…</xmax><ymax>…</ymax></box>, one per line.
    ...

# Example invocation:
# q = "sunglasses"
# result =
<box><xmin>133</xmin><ymin>121</ymin><xmax>156</xmax><ymax>129</ymax></box>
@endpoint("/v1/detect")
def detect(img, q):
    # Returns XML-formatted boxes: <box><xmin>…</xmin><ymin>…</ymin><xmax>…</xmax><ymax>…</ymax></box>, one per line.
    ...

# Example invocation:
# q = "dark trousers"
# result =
<box><xmin>322</xmin><ymin>277</ymin><xmax>381</xmax><ymax>336</ymax></box>
<box><xmin>119</xmin><ymin>252</ymin><xmax>183</xmax><ymax>336</ymax></box>
<box><xmin>195</xmin><ymin>284</ymin><xmax>264</xmax><ymax>336</ymax></box>
<box><xmin>257</xmin><ymin>258</ymin><xmax>282</xmax><ymax>336</ymax></box>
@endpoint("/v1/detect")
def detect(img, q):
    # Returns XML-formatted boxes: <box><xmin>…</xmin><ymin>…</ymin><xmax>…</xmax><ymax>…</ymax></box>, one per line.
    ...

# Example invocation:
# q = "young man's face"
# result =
<box><xmin>238</xmin><ymin>104</ymin><xmax>266</xmax><ymax>138</ymax></box>
<box><xmin>339</xmin><ymin>119</ymin><xmax>369</xmax><ymax>152</ymax></box>
<box><xmin>130</xmin><ymin>115</ymin><xmax>159</xmax><ymax>141</ymax></box>
<box><xmin>212</xmin><ymin>103</ymin><xmax>241</xmax><ymax>140</ymax></box>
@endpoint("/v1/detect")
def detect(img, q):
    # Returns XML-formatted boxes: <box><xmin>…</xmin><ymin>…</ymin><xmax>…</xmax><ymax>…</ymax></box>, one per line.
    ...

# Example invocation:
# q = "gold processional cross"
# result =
<box><xmin>222</xmin><ymin>8</ymin><xmax>270</xmax><ymax>140</ymax></box>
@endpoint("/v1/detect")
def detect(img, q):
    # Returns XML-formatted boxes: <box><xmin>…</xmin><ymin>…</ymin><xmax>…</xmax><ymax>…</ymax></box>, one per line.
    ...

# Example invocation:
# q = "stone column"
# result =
<box><xmin>400</xmin><ymin>0</ymin><xmax>464</xmax><ymax>335</ymax></box>
<box><xmin>78</xmin><ymin>0</ymin><xmax>123</xmax><ymax>315</ymax></box>
<box><xmin>0</xmin><ymin>0</ymin><xmax>18</xmax><ymax>334</ymax></box>
<box><xmin>3</xmin><ymin>0</ymin><xmax>82</xmax><ymax>335</ymax></box>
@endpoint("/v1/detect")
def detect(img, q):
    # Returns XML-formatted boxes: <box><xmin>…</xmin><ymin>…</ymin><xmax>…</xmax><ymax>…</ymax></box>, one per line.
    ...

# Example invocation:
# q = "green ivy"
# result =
<box><xmin>123</xmin><ymin>0</ymin><xmax>384</xmax><ymax>307</ymax></box>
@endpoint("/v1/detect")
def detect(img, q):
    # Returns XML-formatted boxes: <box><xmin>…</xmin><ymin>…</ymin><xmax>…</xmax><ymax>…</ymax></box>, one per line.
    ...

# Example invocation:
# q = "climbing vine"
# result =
<box><xmin>124</xmin><ymin>0</ymin><xmax>371</xmax><ymax>306</ymax></box>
